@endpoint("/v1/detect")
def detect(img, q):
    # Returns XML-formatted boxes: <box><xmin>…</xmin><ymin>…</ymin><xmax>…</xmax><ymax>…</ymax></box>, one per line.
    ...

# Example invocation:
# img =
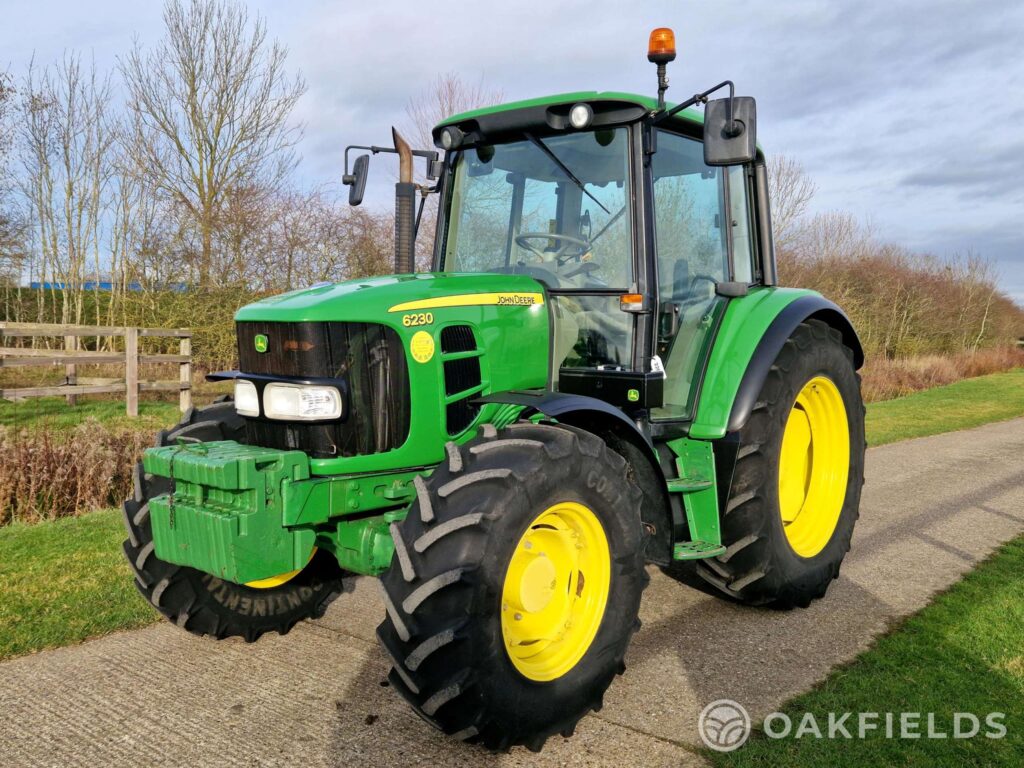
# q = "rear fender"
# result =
<box><xmin>689</xmin><ymin>289</ymin><xmax>862</xmax><ymax>440</ymax></box>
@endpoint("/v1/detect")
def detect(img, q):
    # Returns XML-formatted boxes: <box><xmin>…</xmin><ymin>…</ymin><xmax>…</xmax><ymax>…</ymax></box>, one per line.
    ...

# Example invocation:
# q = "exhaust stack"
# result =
<box><xmin>392</xmin><ymin>128</ymin><xmax>416</xmax><ymax>274</ymax></box>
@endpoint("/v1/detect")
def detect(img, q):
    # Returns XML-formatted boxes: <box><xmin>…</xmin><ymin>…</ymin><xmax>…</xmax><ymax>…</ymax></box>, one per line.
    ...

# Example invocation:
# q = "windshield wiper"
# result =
<box><xmin>524</xmin><ymin>132</ymin><xmax>611</xmax><ymax>215</ymax></box>
<box><xmin>590</xmin><ymin>204</ymin><xmax>626</xmax><ymax>243</ymax></box>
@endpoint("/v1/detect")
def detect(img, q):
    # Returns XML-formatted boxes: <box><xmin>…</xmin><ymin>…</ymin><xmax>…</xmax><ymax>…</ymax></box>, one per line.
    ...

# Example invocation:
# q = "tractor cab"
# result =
<box><xmin>428</xmin><ymin>89</ymin><xmax>770</xmax><ymax>426</ymax></box>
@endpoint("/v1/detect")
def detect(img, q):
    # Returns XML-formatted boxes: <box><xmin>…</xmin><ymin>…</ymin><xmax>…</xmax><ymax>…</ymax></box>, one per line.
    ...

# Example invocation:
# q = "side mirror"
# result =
<box><xmin>346</xmin><ymin>154</ymin><xmax>370</xmax><ymax>206</ymax></box>
<box><xmin>703</xmin><ymin>96</ymin><xmax>756</xmax><ymax>166</ymax></box>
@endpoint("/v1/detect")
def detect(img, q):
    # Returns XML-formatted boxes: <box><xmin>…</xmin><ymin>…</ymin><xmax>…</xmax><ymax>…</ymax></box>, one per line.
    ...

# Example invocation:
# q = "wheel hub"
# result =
<box><xmin>501</xmin><ymin>502</ymin><xmax>610</xmax><ymax>681</ymax></box>
<box><xmin>778</xmin><ymin>376</ymin><xmax>850</xmax><ymax>558</ymax></box>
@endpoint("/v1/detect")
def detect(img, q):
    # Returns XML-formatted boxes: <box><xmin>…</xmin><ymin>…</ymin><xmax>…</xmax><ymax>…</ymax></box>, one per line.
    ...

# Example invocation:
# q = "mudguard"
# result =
<box><xmin>474</xmin><ymin>390</ymin><xmax>676</xmax><ymax>564</ymax></box>
<box><xmin>690</xmin><ymin>290</ymin><xmax>863</xmax><ymax>440</ymax></box>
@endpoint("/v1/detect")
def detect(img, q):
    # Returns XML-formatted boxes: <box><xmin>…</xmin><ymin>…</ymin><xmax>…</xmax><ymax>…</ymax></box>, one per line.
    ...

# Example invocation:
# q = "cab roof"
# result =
<box><xmin>433</xmin><ymin>91</ymin><xmax>705</xmax><ymax>145</ymax></box>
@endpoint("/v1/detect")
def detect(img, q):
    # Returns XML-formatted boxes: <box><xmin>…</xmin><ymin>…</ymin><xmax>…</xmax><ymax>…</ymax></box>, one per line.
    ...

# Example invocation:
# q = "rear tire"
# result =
<box><xmin>696</xmin><ymin>320</ymin><xmax>865</xmax><ymax>608</ymax></box>
<box><xmin>122</xmin><ymin>400</ymin><xmax>348</xmax><ymax>641</ymax></box>
<box><xmin>377</xmin><ymin>422</ymin><xmax>648</xmax><ymax>751</ymax></box>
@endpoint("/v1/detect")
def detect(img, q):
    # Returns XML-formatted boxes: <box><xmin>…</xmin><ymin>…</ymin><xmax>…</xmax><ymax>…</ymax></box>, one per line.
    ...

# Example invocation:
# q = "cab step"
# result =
<box><xmin>665</xmin><ymin>477</ymin><xmax>713</xmax><ymax>493</ymax></box>
<box><xmin>673</xmin><ymin>540</ymin><xmax>727</xmax><ymax>560</ymax></box>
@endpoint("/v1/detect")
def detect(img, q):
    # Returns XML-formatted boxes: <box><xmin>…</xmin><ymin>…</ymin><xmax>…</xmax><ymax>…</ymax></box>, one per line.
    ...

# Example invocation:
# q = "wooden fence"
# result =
<box><xmin>0</xmin><ymin>322</ymin><xmax>192</xmax><ymax>416</ymax></box>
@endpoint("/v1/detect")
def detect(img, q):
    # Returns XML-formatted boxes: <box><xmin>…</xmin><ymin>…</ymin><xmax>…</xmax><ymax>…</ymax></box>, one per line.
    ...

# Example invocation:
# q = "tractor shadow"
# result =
<box><xmin>321</xmin><ymin>568</ymin><xmax>893</xmax><ymax>764</ymax></box>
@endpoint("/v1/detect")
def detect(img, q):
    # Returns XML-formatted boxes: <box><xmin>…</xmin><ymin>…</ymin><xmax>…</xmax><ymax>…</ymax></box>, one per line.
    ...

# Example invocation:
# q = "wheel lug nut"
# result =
<box><xmin>514</xmin><ymin>612</ymin><xmax>523</xmax><ymax>621</ymax></box>
<box><xmin>524</xmin><ymin>541</ymin><xmax>532</xmax><ymax>550</ymax></box>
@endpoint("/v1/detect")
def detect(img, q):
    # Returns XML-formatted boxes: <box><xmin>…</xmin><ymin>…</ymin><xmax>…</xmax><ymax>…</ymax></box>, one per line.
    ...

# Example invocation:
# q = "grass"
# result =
<box><xmin>0</xmin><ymin>509</ymin><xmax>157</xmax><ymax>660</ymax></box>
<box><xmin>711</xmin><ymin>536</ymin><xmax>1024</xmax><ymax>767</ymax></box>
<box><xmin>0</xmin><ymin>396</ymin><xmax>180</xmax><ymax>434</ymax></box>
<box><xmin>865</xmin><ymin>368</ymin><xmax>1024</xmax><ymax>446</ymax></box>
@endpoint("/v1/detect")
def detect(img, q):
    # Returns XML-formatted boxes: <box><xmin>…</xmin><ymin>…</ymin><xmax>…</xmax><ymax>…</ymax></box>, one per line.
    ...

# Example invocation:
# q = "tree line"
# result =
<box><xmin>0</xmin><ymin>0</ymin><xmax>405</xmax><ymax>333</ymax></box>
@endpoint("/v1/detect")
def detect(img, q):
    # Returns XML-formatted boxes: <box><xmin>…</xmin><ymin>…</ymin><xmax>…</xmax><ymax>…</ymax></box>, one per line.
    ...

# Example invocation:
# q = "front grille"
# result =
<box><xmin>442</xmin><ymin>325</ymin><xmax>481</xmax><ymax>435</ymax></box>
<box><xmin>440</xmin><ymin>325</ymin><xmax>476</xmax><ymax>354</ymax></box>
<box><xmin>237</xmin><ymin>321</ymin><xmax>410</xmax><ymax>458</ymax></box>
<box><xmin>443</xmin><ymin>357</ymin><xmax>481</xmax><ymax>397</ymax></box>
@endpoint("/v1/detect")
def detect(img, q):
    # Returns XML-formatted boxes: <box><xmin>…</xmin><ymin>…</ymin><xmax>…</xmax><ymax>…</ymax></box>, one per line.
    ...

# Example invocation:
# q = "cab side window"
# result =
<box><xmin>729</xmin><ymin>165</ymin><xmax>756</xmax><ymax>284</ymax></box>
<box><xmin>651</xmin><ymin>130</ymin><xmax>728</xmax><ymax>420</ymax></box>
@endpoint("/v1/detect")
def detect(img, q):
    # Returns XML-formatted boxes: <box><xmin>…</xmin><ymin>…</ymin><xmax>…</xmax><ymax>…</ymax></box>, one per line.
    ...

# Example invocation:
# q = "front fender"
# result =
<box><xmin>474</xmin><ymin>390</ymin><xmax>677</xmax><ymax>565</ymax></box>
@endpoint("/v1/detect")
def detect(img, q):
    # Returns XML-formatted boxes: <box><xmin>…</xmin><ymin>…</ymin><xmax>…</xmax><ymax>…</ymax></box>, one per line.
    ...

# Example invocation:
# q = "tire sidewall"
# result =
<box><xmin>469</xmin><ymin>449</ymin><xmax>645</xmax><ymax>727</ymax></box>
<box><xmin>763</xmin><ymin>332</ymin><xmax>865</xmax><ymax>584</ymax></box>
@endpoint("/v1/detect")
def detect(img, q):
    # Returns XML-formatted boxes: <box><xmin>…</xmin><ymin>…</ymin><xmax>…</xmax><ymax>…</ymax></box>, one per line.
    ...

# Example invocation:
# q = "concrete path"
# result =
<box><xmin>2</xmin><ymin>418</ymin><xmax>1023</xmax><ymax>767</ymax></box>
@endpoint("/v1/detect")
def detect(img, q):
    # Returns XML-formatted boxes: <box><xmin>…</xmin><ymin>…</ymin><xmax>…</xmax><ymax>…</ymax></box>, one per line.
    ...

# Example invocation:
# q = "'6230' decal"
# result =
<box><xmin>402</xmin><ymin>312</ymin><xmax>434</xmax><ymax>327</ymax></box>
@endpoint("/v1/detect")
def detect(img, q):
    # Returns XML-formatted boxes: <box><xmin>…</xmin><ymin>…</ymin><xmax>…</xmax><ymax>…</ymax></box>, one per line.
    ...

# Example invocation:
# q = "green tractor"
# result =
<box><xmin>123</xmin><ymin>28</ymin><xmax>865</xmax><ymax>751</ymax></box>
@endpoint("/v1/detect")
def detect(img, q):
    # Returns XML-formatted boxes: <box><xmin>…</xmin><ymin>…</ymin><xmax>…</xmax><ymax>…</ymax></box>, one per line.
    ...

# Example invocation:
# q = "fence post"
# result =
<box><xmin>179</xmin><ymin>335</ymin><xmax>192</xmax><ymax>413</ymax></box>
<box><xmin>125</xmin><ymin>327</ymin><xmax>139</xmax><ymax>417</ymax></box>
<box><xmin>64</xmin><ymin>334</ymin><xmax>77</xmax><ymax>406</ymax></box>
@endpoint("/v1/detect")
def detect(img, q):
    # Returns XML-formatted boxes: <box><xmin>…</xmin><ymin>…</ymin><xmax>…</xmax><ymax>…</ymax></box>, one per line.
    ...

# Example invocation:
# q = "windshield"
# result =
<box><xmin>440</xmin><ymin>127</ymin><xmax>632</xmax><ymax>290</ymax></box>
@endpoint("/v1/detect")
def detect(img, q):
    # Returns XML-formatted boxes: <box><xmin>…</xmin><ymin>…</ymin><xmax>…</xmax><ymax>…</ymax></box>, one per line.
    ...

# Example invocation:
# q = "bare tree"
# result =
<box><xmin>404</xmin><ymin>73</ymin><xmax>504</xmax><ymax>151</ymax></box>
<box><xmin>121</xmin><ymin>0</ymin><xmax>305</xmax><ymax>288</ymax></box>
<box><xmin>0</xmin><ymin>69</ymin><xmax>24</xmax><ymax>296</ymax></box>
<box><xmin>768</xmin><ymin>155</ymin><xmax>817</xmax><ymax>255</ymax></box>
<box><xmin>17</xmin><ymin>55</ymin><xmax>114</xmax><ymax>324</ymax></box>
<box><xmin>403</xmin><ymin>73</ymin><xmax>504</xmax><ymax>270</ymax></box>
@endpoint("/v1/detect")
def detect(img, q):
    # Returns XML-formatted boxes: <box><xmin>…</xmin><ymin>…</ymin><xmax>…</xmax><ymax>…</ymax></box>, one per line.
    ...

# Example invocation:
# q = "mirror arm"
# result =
<box><xmin>653</xmin><ymin>79</ymin><xmax>740</xmax><ymax>135</ymax></box>
<box><xmin>343</xmin><ymin>144</ymin><xmax>440</xmax><ymax>182</ymax></box>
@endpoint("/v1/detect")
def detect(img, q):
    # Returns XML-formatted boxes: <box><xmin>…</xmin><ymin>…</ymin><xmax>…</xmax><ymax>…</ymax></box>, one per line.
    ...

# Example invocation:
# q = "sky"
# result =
<box><xmin>2</xmin><ymin>0</ymin><xmax>1022</xmax><ymax>303</ymax></box>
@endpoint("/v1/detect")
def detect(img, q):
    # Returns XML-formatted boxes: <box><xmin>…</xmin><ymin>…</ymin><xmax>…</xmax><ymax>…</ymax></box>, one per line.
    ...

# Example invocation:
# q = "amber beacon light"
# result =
<box><xmin>647</xmin><ymin>27</ymin><xmax>676</xmax><ymax>63</ymax></box>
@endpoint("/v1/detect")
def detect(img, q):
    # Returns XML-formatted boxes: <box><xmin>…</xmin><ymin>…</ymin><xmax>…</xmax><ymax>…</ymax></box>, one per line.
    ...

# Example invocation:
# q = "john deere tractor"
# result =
<box><xmin>123</xmin><ymin>28</ymin><xmax>865</xmax><ymax>751</ymax></box>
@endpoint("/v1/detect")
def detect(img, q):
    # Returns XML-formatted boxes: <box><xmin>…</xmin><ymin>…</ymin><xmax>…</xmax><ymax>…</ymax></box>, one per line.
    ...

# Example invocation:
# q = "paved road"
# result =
<box><xmin>2</xmin><ymin>418</ymin><xmax>1023</xmax><ymax>767</ymax></box>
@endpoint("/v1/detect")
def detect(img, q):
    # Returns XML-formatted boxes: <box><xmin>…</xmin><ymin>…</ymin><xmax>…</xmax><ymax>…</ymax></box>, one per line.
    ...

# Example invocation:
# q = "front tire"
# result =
<box><xmin>696</xmin><ymin>319</ymin><xmax>866</xmax><ymax>608</ymax></box>
<box><xmin>122</xmin><ymin>400</ymin><xmax>348</xmax><ymax>641</ymax></box>
<box><xmin>377</xmin><ymin>422</ymin><xmax>648</xmax><ymax>751</ymax></box>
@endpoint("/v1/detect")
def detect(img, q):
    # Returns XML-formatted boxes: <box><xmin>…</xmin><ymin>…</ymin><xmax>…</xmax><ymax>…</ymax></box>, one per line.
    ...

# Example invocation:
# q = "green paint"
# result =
<box><xmin>689</xmin><ymin>286</ymin><xmax>815</xmax><ymax>440</ymax></box>
<box><xmin>282</xmin><ymin>469</ymin><xmax>421</xmax><ymax>526</ymax></box>
<box><xmin>316</xmin><ymin>510</ymin><xmax>405</xmax><ymax>576</ymax></box>
<box><xmin>144</xmin><ymin>441</ymin><xmax>316</xmax><ymax>584</ymax></box>
<box><xmin>143</xmin><ymin>440</ymin><xmax>427</xmax><ymax>578</ymax></box>
<box><xmin>236</xmin><ymin>272</ymin><xmax>550</xmax><ymax>476</ymax></box>
<box><xmin>665</xmin><ymin>436</ymin><xmax>722</xmax><ymax>554</ymax></box>
<box><xmin>253</xmin><ymin>333</ymin><xmax>268</xmax><ymax>353</ymax></box>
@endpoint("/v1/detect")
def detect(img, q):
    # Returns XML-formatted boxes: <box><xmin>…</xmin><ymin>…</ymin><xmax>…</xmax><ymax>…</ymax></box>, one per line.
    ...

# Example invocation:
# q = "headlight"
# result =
<box><xmin>263</xmin><ymin>383</ymin><xmax>343</xmax><ymax>421</ymax></box>
<box><xmin>234</xmin><ymin>379</ymin><xmax>260</xmax><ymax>417</ymax></box>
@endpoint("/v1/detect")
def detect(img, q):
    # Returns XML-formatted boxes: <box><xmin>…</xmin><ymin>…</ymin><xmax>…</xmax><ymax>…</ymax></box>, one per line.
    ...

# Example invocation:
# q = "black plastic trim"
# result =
<box><xmin>727</xmin><ymin>295</ymin><xmax>864</xmax><ymax>433</ymax></box>
<box><xmin>475</xmin><ymin>389</ymin><xmax>654</xmax><ymax>451</ymax></box>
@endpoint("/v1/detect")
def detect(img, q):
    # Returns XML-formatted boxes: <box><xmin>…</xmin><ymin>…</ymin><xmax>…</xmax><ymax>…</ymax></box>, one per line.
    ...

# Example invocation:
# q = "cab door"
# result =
<box><xmin>649</xmin><ymin>128</ymin><xmax>757</xmax><ymax>420</ymax></box>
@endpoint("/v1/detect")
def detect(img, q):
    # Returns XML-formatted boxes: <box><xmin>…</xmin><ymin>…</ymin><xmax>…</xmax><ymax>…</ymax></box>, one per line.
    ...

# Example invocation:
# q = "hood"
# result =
<box><xmin>234</xmin><ymin>272</ymin><xmax>547</xmax><ymax>324</ymax></box>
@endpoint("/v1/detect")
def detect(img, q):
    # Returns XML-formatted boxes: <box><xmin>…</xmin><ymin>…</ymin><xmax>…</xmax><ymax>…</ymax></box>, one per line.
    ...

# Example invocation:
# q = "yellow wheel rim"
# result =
<box><xmin>244</xmin><ymin>548</ymin><xmax>317</xmax><ymax>590</ymax></box>
<box><xmin>778</xmin><ymin>376</ymin><xmax>850</xmax><ymax>558</ymax></box>
<box><xmin>501</xmin><ymin>502</ymin><xmax>611</xmax><ymax>682</ymax></box>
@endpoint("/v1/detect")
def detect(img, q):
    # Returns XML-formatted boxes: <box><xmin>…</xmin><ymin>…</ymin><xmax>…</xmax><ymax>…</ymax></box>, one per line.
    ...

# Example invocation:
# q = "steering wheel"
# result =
<box><xmin>514</xmin><ymin>232</ymin><xmax>592</xmax><ymax>266</ymax></box>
